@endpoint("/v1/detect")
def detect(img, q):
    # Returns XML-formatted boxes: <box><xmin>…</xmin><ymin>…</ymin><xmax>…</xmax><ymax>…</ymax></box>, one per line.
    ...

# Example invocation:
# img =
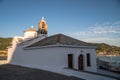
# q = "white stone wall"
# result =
<box><xmin>65</xmin><ymin>47</ymin><xmax>96</xmax><ymax>72</ymax></box>
<box><xmin>11</xmin><ymin>47</ymin><xmax>67</xmax><ymax>68</ymax></box>
<box><xmin>7</xmin><ymin>37</ymin><xmax>18</xmax><ymax>63</ymax></box>
<box><xmin>10</xmin><ymin>46</ymin><xmax>96</xmax><ymax>72</ymax></box>
<box><xmin>71</xmin><ymin>48</ymin><xmax>96</xmax><ymax>71</ymax></box>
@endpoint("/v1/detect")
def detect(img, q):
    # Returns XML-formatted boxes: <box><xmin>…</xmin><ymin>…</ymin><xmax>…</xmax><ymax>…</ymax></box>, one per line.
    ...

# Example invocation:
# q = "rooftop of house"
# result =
<box><xmin>27</xmin><ymin>34</ymin><xmax>90</xmax><ymax>48</ymax></box>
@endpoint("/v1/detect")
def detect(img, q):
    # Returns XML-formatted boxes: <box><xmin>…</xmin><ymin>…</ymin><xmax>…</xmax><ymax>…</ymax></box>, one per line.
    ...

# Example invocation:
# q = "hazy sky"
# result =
<box><xmin>0</xmin><ymin>0</ymin><xmax>120</xmax><ymax>47</ymax></box>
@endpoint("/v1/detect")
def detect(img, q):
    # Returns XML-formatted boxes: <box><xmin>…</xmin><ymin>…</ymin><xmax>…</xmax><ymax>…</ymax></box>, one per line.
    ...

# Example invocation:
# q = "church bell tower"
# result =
<box><xmin>38</xmin><ymin>17</ymin><xmax>48</xmax><ymax>35</ymax></box>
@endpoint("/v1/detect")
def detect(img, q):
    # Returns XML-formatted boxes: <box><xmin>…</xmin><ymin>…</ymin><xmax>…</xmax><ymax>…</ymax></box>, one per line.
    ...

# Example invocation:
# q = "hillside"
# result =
<box><xmin>0</xmin><ymin>37</ymin><xmax>12</xmax><ymax>50</ymax></box>
<box><xmin>0</xmin><ymin>37</ymin><xmax>120</xmax><ymax>56</ymax></box>
<box><xmin>0</xmin><ymin>37</ymin><xmax>12</xmax><ymax>56</ymax></box>
<box><xmin>89</xmin><ymin>43</ymin><xmax>120</xmax><ymax>55</ymax></box>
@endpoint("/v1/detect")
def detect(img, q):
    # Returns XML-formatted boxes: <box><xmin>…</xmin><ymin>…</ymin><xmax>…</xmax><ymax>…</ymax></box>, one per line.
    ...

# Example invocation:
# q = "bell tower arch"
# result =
<box><xmin>38</xmin><ymin>17</ymin><xmax>48</xmax><ymax>35</ymax></box>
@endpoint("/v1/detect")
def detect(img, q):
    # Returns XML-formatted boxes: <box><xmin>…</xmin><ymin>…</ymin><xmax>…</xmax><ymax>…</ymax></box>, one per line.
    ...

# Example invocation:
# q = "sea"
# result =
<box><xmin>97</xmin><ymin>55</ymin><xmax>120</xmax><ymax>63</ymax></box>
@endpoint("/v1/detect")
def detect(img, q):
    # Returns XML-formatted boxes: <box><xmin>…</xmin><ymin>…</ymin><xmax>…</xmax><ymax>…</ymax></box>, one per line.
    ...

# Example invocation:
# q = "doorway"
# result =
<box><xmin>78</xmin><ymin>54</ymin><xmax>84</xmax><ymax>70</ymax></box>
<box><xmin>68</xmin><ymin>54</ymin><xmax>73</xmax><ymax>68</ymax></box>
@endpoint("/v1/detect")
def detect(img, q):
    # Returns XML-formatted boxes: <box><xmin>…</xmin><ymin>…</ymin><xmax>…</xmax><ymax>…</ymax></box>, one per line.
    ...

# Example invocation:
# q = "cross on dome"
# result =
<box><xmin>31</xmin><ymin>25</ymin><xmax>34</xmax><ymax>28</ymax></box>
<box><xmin>42</xmin><ymin>17</ymin><xmax>44</xmax><ymax>20</ymax></box>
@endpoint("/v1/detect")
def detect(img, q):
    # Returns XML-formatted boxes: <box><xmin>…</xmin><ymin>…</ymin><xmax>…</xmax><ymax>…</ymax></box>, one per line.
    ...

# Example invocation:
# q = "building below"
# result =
<box><xmin>7</xmin><ymin>17</ymin><xmax>97</xmax><ymax>72</ymax></box>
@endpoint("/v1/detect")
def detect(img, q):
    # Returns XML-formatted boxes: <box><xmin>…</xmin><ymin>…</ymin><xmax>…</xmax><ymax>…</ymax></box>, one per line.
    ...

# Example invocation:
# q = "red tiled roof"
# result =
<box><xmin>27</xmin><ymin>34</ymin><xmax>89</xmax><ymax>47</ymax></box>
<box><xmin>24</xmin><ymin>27</ymin><xmax>36</xmax><ymax>32</ymax></box>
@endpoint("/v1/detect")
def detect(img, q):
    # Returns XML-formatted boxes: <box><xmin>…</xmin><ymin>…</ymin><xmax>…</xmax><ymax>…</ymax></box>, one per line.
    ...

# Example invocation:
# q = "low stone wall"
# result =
<box><xmin>0</xmin><ymin>56</ymin><xmax>7</xmax><ymax>65</ymax></box>
<box><xmin>0</xmin><ymin>60</ymin><xmax>8</xmax><ymax>65</ymax></box>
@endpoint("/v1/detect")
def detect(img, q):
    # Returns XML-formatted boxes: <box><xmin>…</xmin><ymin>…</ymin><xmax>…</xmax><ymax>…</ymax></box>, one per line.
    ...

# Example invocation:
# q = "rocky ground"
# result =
<box><xmin>0</xmin><ymin>64</ymin><xmax>84</xmax><ymax>80</ymax></box>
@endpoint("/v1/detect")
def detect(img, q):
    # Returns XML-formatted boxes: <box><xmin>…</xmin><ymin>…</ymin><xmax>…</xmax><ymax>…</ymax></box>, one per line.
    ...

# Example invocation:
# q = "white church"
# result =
<box><xmin>7</xmin><ymin>17</ymin><xmax>97</xmax><ymax>72</ymax></box>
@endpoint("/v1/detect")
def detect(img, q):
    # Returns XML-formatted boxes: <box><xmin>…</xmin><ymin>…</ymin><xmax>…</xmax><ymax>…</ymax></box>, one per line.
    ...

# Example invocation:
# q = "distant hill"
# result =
<box><xmin>0</xmin><ymin>37</ymin><xmax>12</xmax><ymax>56</ymax></box>
<box><xmin>0</xmin><ymin>37</ymin><xmax>12</xmax><ymax>50</ymax></box>
<box><xmin>88</xmin><ymin>43</ymin><xmax>120</xmax><ymax>55</ymax></box>
<box><xmin>0</xmin><ymin>37</ymin><xmax>120</xmax><ymax>55</ymax></box>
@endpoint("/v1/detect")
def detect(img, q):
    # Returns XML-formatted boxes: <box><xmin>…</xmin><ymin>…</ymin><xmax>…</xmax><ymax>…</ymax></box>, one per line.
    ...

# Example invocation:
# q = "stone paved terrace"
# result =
<box><xmin>0</xmin><ymin>64</ymin><xmax>83</xmax><ymax>80</ymax></box>
<box><xmin>0</xmin><ymin>64</ymin><xmax>119</xmax><ymax>80</ymax></box>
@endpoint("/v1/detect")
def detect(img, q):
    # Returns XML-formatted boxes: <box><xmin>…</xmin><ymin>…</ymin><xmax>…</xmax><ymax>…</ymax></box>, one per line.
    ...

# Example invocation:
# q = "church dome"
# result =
<box><xmin>24</xmin><ymin>26</ymin><xmax>37</xmax><ymax>32</ymax></box>
<box><xmin>24</xmin><ymin>26</ymin><xmax>37</xmax><ymax>40</ymax></box>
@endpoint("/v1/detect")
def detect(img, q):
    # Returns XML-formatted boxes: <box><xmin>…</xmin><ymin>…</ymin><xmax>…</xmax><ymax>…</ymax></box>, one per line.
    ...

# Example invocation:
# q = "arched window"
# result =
<box><xmin>40</xmin><ymin>29</ymin><xmax>45</xmax><ymax>34</ymax></box>
<box><xmin>78</xmin><ymin>54</ymin><xmax>84</xmax><ymax>70</ymax></box>
<box><xmin>42</xmin><ymin>22</ymin><xmax>45</xmax><ymax>28</ymax></box>
<box><xmin>86</xmin><ymin>53</ymin><xmax>91</xmax><ymax>66</ymax></box>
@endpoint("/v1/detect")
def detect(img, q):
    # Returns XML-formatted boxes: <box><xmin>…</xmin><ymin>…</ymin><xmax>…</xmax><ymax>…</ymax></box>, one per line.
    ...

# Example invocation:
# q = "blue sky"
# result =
<box><xmin>0</xmin><ymin>0</ymin><xmax>120</xmax><ymax>47</ymax></box>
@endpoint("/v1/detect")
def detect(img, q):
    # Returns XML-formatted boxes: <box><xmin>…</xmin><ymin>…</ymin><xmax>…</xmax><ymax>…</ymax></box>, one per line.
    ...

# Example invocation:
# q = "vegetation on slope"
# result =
<box><xmin>89</xmin><ymin>43</ymin><xmax>120</xmax><ymax>55</ymax></box>
<box><xmin>0</xmin><ymin>37</ymin><xmax>12</xmax><ymax>50</ymax></box>
<box><xmin>0</xmin><ymin>37</ymin><xmax>120</xmax><ymax>56</ymax></box>
<box><xmin>0</xmin><ymin>37</ymin><xmax>12</xmax><ymax>56</ymax></box>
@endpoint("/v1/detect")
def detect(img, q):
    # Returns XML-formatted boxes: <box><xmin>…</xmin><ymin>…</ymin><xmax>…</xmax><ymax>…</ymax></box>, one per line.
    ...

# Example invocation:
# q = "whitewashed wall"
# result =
<box><xmin>65</xmin><ymin>47</ymin><xmax>96</xmax><ymax>72</ymax></box>
<box><xmin>10</xmin><ymin>46</ymin><xmax>96</xmax><ymax>72</ymax></box>
<box><xmin>7</xmin><ymin>38</ymin><xmax>18</xmax><ymax>63</ymax></box>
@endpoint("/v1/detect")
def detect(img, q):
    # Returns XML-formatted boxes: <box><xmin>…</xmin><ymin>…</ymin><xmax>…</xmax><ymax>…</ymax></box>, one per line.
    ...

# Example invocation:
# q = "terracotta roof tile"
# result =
<box><xmin>24</xmin><ymin>27</ymin><xmax>37</xmax><ymax>32</ymax></box>
<box><xmin>27</xmin><ymin>34</ymin><xmax>89</xmax><ymax>47</ymax></box>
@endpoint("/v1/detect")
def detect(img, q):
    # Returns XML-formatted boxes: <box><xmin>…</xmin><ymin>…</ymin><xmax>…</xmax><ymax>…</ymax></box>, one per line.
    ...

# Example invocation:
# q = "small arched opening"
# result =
<box><xmin>78</xmin><ymin>54</ymin><xmax>84</xmax><ymax>70</ymax></box>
